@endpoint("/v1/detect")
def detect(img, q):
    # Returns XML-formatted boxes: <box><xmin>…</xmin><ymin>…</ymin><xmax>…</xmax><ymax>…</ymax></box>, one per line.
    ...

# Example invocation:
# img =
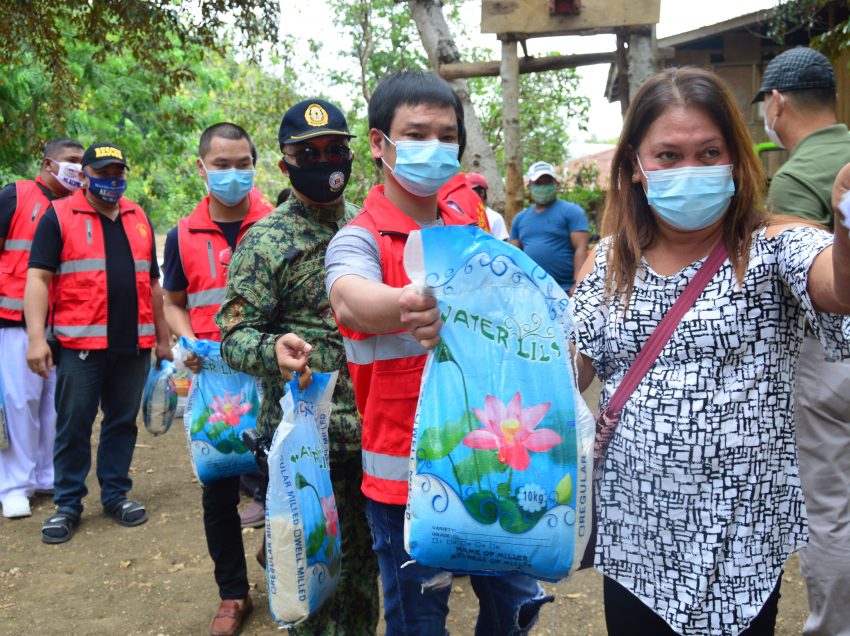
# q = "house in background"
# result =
<box><xmin>604</xmin><ymin>2</ymin><xmax>850</xmax><ymax>178</ymax></box>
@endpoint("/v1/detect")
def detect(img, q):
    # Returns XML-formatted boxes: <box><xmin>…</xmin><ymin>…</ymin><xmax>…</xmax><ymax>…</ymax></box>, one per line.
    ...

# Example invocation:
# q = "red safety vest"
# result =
<box><xmin>51</xmin><ymin>189</ymin><xmax>156</xmax><ymax>350</ymax></box>
<box><xmin>438</xmin><ymin>173</ymin><xmax>491</xmax><ymax>233</ymax></box>
<box><xmin>336</xmin><ymin>185</ymin><xmax>473</xmax><ymax>505</ymax></box>
<box><xmin>176</xmin><ymin>188</ymin><xmax>272</xmax><ymax>341</ymax></box>
<box><xmin>0</xmin><ymin>179</ymin><xmax>55</xmax><ymax>321</ymax></box>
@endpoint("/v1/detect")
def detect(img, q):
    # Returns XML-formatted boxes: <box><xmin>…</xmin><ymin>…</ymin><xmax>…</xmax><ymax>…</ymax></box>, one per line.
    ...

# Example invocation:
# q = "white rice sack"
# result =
<box><xmin>266</xmin><ymin>371</ymin><xmax>340</xmax><ymax>627</ymax></box>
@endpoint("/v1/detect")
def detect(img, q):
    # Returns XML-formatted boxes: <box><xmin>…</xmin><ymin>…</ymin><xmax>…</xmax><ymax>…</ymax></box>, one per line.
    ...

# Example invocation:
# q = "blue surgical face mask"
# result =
<box><xmin>202</xmin><ymin>161</ymin><xmax>255</xmax><ymax>207</ymax></box>
<box><xmin>87</xmin><ymin>175</ymin><xmax>127</xmax><ymax>203</ymax></box>
<box><xmin>638</xmin><ymin>158</ymin><xmax>735</xmax><ymax>231</ymax></box>
<box><xmin>383</xmin><ymin>133</ymin><xmax>460</xmax><ymax>197</ymax></box>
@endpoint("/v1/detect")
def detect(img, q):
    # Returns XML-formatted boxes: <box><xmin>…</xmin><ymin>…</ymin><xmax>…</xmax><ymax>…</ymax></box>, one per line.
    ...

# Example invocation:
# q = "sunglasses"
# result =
<box><xmin>284</xmin><ymin>144</ymin><xmax>353</xmax><ymax>169</ymax></box>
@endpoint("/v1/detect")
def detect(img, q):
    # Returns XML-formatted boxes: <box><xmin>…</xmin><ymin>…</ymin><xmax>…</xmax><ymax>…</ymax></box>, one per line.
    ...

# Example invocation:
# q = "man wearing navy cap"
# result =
<box><xmin>24</xmin><ymin>142</ymin><xmax>171</xmax><ymax>545</ymax></box>
<box><xmin>215</xmin><ymin>99</ymin><xmax>379</xmax><ymax>635</ymax></box>
<box><xmin>754</xmin><ymin>47</ymin><xmax>850</xmax><ymax>635</ymax></box>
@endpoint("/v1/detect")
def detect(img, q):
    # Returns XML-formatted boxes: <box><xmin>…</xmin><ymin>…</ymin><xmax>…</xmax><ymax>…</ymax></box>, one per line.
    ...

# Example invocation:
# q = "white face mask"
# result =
<box><xmin>763</xmin><ymin>95</ymin><xmax>784</xmax><ymax>149</ymax></box>
<box><xmin>49</xmin><ymin>158</ymin><xmax>84</xmax><ymax>191</ymax></box>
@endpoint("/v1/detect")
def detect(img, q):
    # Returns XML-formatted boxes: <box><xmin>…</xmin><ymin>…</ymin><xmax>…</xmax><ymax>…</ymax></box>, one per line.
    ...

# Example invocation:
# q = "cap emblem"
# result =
<box><xmin>305</xmin><ymin>104</ymin><xmax>329</xmax><ymax>127</ymax></box>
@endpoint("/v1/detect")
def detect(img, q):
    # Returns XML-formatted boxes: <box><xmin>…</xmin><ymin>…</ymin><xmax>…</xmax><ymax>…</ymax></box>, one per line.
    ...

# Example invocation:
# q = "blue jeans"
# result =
<box><xmin>52</xmin><ymin>348</ymin><xmax>150</xmax><ymax>518</ymax></box>
<box><xmin>365</xmin><ymin>500</ymin><xmax>554</xmax><ymax>636</ymax></box>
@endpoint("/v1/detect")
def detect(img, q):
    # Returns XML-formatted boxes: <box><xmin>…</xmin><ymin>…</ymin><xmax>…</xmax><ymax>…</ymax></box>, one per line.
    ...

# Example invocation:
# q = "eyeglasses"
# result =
<box><xmin>283</xmin><ymin>144</ymin><xmax>354</xmax><ymax>169</ymax></box>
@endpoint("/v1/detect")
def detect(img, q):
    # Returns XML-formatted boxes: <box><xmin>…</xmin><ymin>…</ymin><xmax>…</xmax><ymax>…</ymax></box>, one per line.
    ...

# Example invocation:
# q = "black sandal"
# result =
<box><xmin>42</xmin><ymin>513</ymin><xmax>79</xmax><ymax>544</ymax></box>
<box><xmin>104</xmin><ymin>498</ymin><xmax>148</xmax><ymax>527</ymax></box>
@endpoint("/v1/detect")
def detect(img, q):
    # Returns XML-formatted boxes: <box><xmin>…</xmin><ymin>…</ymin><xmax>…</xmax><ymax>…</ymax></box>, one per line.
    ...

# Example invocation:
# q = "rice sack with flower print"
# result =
<box><xmin>265</xmin><ymin>371</ymin><xmax>341</xmax><ymax>627</ymax></box>
<box><xmin>180</xmin><ymin>336</ymin><xmax>262</xmax><ymax>483</ymax></box>
<box><xmin>403</xmin><ymin>226</ymin><xmax>594</xmax><ymax>581</ymax></box>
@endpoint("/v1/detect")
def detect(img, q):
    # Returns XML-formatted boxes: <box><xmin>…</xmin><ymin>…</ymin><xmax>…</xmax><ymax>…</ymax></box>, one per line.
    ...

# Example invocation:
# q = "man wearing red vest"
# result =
<box><xmin>326</xmin><ymin>70</ymin><xmax>552</xmax><ymax>635</ymax></box>
<box><xmin>162</xmin><ymin>123</ymin><xmax>272</xmax><ymax>636</ymax></box>
<box><xmin>0</xmin><ymin>138</ymin><xmax>83</xmax><ymax>520</ymax></box>
<box><xmin>24</xmin><ymin>142</ymin><xmax>171</xmax><ymax>545</ymax></box>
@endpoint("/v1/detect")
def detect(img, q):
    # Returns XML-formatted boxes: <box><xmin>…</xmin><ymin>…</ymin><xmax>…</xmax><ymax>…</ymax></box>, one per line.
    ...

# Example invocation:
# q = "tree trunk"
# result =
<box><xmin>406</xmin><ymin>0</ymin><xmax>506</xmax><ymax>212</ymax></box>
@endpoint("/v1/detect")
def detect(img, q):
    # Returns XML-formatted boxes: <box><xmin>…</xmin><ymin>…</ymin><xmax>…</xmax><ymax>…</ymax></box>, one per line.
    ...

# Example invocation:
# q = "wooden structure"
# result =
<box><xmin>471</xmin><ymin>0</ymin><xmax>660</xmax><ymax>222</ymax></box>
<box><xmin>605</xmin><ymin>2</ymin><xmax>850</xmax><ymax>179</ymax></box>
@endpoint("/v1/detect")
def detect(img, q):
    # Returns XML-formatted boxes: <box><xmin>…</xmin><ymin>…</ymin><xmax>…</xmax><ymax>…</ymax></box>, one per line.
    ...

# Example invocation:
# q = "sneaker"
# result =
<box><xmin>239</xmin><ymin>500</ymin><xmax>265</xmax><ymax>528</ymax></box>
<box><xmin>2</xmin><ymin>494</ymin><xmax>32</xmax><ymax>519</ymax></box>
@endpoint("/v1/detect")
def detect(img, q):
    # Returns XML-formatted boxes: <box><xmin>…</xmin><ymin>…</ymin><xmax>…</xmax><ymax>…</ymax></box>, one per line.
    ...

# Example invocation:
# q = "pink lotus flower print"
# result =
<box><xmin>207</xmin><ymin>391</ymin><xmax>252</xmax><ymax>426</ymax></box>
<box><xmin>320</xmin><ymin>495</ymin><xmax>339</xmax><ymax>538</ymax></box>
<box><xmin>463</xmin><ymin>393</ymin><xmax>561</xmax><ymax>471</ymax></box>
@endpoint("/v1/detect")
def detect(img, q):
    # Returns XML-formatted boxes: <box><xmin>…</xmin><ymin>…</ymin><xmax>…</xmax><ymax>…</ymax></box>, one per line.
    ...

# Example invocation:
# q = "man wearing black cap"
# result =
<box><xmin>754</xmin><ymin>47</ymin><xmax>850</xmax><ymax>635</ymax></box>
<box><xmin>24</xmin><ymin>142</ymin><xmax>171</xmax><ymax>545</ymax></box>
<box><xmin>215</xmin><ymin>99</ymin><xmax>379</xmax><ymax>635</ymax></box>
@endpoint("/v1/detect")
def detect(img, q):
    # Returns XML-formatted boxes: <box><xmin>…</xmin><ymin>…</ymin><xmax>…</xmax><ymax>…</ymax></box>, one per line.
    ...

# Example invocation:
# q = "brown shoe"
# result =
<box><xmin>209</xmin><ymin>595</ymin><xmax>253</xmax><ymax>636</ymax></box>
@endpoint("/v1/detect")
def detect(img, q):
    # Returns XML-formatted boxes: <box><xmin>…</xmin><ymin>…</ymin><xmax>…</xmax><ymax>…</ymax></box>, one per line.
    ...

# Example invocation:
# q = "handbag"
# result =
<box><xmin>579</xmin><ymin>239</ymin><xmax>728</xmax><ymax>569</ymax></box>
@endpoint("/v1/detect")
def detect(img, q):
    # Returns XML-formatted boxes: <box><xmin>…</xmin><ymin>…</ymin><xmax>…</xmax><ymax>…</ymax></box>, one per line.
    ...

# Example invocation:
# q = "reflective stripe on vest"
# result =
<box><xmin>57</xmin><ymin>258</ymin><xmax>106</xmax><ymax>274</ymax></box>
<box><xmin>0</xmin><ymin>296</ymin><xmax>24</xmax><ymax>311</ymax></box>
<box><xmin>342</xmin><ymin>331</ymin><xmax>426</xmax><ymax>365</ymax></box>
<box><xmin>362</xmin><ymin>449</ymin><xmax>409</xmax><ymax>483</ymax></box>
<box><xmin>52</xmin><ymin>324</ymin><xmax>108</xmax><ymax>338</ymax></box>
<box><xmin>186</xmin><ymin>287</ymin><xmax>227</xmax><ymax>309</ymax></box>
<box><xmin>4</xmin><ymin>239</ymin><xmax>32</xmax><ymax>251</ymax></box>
<box><xmin>139</xmin><ymin>323</ymin><xmax>156</xmax><ymax>336</ymax></box>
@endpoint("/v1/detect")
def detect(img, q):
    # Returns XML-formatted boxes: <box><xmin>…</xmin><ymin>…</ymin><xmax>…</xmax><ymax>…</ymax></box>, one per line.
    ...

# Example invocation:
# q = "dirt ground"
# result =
<box><xmin>0</xmin><ymin>385</ymin><xmax>810</xmax><ymax>635</ymax></box>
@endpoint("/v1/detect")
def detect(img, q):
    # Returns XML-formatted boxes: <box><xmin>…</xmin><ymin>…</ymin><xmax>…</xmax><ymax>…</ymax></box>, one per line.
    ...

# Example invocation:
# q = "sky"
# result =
<box><xmin>282</xmin><ymin>0</ymin><xmax>780</xmax><ymax>150</ymax></box>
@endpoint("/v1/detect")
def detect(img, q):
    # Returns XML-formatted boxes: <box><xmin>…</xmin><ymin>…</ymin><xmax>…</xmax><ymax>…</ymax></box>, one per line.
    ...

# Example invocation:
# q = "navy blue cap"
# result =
<box><xmin>278</xmin><ymin>99</ymin><xmax>354</xmax><ymax>146</ymax></box>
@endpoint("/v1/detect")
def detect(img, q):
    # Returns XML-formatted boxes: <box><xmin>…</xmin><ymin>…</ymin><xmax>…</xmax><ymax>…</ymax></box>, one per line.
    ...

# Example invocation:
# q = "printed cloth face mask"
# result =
<box><xmin>638</xmin><ymin>158</ymin><xmax>736</xmax><ymax>231</ymax></box>
<box><xmin>202</xmin><ymin>161</ymin><xmax>255</xmax><ymax>207</ymax></box>
<box><xmin>529</xmin><ymin>183</ymin><xmax>557</xmax><ymax>205</ymax></box>
<box><xmin>87</xmin><ymin>176</ymin><xmax>127</xmax><ymax>203</ymax></box>
<box><xmin>49</xmin><ymin>159</ymin><xmax>84</xmax><ymax>191</ymax></box>
<box><xmin>763</xmin><ymin>95</ymin><xmax>785</xmax><ymax>149</ymax></box>
<box><xmin>285</xmin><ymin>157</ymin><xmax>352</xmax><ymax>203</ymax></box>
<box><xmin>383</xmin><ymin>133</ymin><xmax>460</xmax><ymax>197</ymax></box>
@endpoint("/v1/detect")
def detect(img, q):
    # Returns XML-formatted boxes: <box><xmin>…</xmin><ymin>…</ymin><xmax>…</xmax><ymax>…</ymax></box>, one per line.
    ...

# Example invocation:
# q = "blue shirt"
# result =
<box><xmin>509</xmin><ymin>198</ymin><xmax>589</xmax><ymax>288</ymax></box>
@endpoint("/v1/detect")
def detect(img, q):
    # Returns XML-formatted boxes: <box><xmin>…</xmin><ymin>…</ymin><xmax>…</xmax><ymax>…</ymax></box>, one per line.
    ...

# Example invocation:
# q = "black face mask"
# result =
<box><xmin>285</xmin><ymin>159</ymin><xmax>352</xmax><ymax>204</ymax></box>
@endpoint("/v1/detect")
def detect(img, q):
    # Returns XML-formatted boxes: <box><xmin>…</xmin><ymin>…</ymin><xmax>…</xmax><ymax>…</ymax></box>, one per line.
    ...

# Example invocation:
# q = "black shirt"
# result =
<box><xmin>162</xmin><ymin>220</ymin><xmax>242</xmax><ymax>292</ymax></box>
<box><xmin>0</xmin><ymin>180</ymin><xmax>59</xmax><ymax>329</ymax></box>
<box><xmin>29</xmin><ymin>206</ymin><xmax>160</xmax><ymax>353</ymax></box>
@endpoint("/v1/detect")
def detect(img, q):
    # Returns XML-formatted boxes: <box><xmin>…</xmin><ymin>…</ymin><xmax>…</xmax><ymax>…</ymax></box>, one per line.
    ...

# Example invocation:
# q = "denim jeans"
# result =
<box><xmin>365</xmin><ymin>499</ymin><xmax>553</xmax><ymax>636</ymax></box>
<box><xmin>52</xmin><ymin>348</ymin><xmax>150</xmax><ymax>518</ymax></box>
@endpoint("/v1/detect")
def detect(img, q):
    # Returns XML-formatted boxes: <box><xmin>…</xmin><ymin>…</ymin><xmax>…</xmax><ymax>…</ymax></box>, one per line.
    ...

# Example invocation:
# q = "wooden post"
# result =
<box><xmin>501</xmin><ymin>37</ymin><xmax>523</xmax><ymax>226</ymax></box>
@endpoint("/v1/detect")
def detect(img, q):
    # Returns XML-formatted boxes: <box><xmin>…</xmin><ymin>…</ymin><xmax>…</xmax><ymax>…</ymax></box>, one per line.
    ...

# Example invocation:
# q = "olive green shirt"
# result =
<box><xmin>768</xmin><ymin>123</ymin><xmax>850</xmax><ymax>229</ymax></box>
<box><xmin>216</xmin><ymin>196</ymin><xmax>361</xmax><ymax>452</ymax></box>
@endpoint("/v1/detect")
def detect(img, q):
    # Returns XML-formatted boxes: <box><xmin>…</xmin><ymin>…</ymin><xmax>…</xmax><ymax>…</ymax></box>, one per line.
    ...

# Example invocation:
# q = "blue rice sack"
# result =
<box><xmin>142</xmin><ymin>359</ymin><xmax>178</xmax><ymax>436</ymax></box>
<box><xmin>265</xmin><ymin>372</ymin><xmax>341</xmax><ymax>627</ymax></box>
<box><xmin>180</xmin><ymin>336</ymin><xmax>261</xmax><ymax>483</ymax></box>
<box><xmin>403</xmin><ymin>226</ymin><xmax>594</xmax><ymax>581</ymax></box>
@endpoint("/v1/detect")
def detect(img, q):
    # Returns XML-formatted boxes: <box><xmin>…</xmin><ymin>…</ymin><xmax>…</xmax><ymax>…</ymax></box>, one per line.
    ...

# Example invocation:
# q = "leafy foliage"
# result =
<box><xmin>766</xmin><ymin>1</ymin><xmax>850</xmax><ymax>60</ymax></box>
<box><xmin>468</xmin><ymin>61</ymin><xmax>590</xmax><ymax>172</ymax></box>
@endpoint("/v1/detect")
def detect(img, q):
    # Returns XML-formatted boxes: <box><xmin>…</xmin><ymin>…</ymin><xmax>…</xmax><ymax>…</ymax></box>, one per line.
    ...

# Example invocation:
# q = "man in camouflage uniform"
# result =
<box><xmin>216</xmin><ymin>98</ymin><xmax>379</xmax><ymax>635</ymax></box>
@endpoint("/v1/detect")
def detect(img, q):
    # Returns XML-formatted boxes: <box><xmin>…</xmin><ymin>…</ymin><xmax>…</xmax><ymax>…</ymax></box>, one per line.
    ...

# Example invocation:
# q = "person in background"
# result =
<box><xmin>0</xmin><ymin>138</ymin><xmax>83</xmax><ymax>519</ymax></box>
<box><xmin>753</xmin><ymin>46</ymin><xmax>850</xmax><ymax>636</ymax></box>
<box><xmin>466</xmin><ymin>172</ymin><xmax>509</xmax><ymax>240</ymax></box>
<box><xmin>161</xmin><ymin>122</ymin><xmax>273</xmax><ymax>636</ymax></box>
<box><xmin>216</xmin><ymin>98</ymin><xmax>380</xmax><ymax>635</ymax></box>
<box><xmin>569</xmin><ymin>66</ymin><xmax>850</xmax><ymax>635</ymax></box>
<box><xmin>275</xmin><ymin>187</ymin><xmax>291</xmax><ymax>207</ymax></box>
<box><xmin>24</xmin><ymin>142</ymin><xmax>171</xmax><ymax>544</ymax></box>
<box><xmin>326</xmin><ymin>70</ymin><xmax>553</xmax><ymax>635</ymax></box>
<box><xmin>438</xmin><ymin>171</ymin><xmax>491</xmax><ymax>231</ymax></box>
<box><xmin>509</xmin><ymin>161</ymin><xmax>589</xmax><ymax>295</ymax></box>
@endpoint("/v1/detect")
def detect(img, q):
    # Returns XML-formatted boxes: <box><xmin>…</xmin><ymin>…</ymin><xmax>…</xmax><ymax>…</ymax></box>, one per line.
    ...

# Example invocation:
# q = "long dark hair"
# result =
<box><xmin>601</xmin><ymin>67</ymin><xmax>767</xmax><ymax>301</ymax></box>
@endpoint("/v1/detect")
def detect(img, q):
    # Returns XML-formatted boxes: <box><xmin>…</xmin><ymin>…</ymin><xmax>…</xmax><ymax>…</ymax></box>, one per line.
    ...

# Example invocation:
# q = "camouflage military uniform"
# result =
<box><xmin>216</xmin><ymin>196</ymin><xmax>379</xmax><ymax>635</ymax></box>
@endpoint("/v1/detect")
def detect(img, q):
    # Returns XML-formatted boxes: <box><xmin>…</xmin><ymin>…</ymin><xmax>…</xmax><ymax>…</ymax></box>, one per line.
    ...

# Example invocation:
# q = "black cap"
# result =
<box><xmin>752</xmin><ymin>47</ymin><xmax>836</xmax><ymax>103</ymax></box>
<box><xmin>278</xmin><ymin>99</ymin><xmax>354</xmax><ymax>147</ymax></box>
<box><xmin>81</xmin><ymin>142</ymin><xmax>128</xmax><ymax>169</ymax></box>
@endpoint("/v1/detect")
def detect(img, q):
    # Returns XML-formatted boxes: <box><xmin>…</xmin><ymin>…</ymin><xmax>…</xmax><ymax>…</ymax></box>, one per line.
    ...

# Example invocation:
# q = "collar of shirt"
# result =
<box><xmin>288</xmin><ymin>196</ymin><xmax>347</xmax><ymax>227</ymax></box>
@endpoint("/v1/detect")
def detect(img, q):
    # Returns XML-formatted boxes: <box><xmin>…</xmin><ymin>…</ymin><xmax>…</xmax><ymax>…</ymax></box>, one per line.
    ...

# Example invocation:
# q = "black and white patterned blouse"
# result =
<box><xmin>572</xmin><ymin>227</ymin><xmax>850</xmax><ymax>635</ymax></box>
